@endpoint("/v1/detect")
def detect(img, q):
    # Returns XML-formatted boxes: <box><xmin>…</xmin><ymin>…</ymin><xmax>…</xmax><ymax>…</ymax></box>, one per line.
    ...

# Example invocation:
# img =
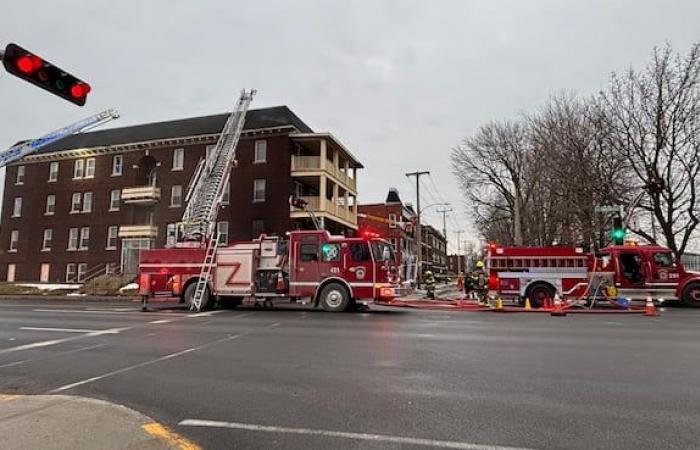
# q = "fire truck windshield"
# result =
<box><xmin>371</xmin><ymin>240</ymin><xmax>395</xmax><ymax>262</ymax></box>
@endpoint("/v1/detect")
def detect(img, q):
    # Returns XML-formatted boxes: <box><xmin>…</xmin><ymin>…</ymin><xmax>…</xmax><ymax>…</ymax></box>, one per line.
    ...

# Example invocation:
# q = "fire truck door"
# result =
<box><xmin>343</xmin><ymin>242</ymin><xmax>374</xmax><ymax>295</ymax></box>
<box><xmin>647</xmin><ymin>250</ymin><xmax>680</xmax><ymax>285</ymax></box>
<box><xmin>617</xmin><ymin>251</ymin><xmax>646</xmax><ymax>288</ymax></box>
<box><xmin>294</xmin><ymin>235</ymin><xmax>320</xmax><ymax>296</ymax></box>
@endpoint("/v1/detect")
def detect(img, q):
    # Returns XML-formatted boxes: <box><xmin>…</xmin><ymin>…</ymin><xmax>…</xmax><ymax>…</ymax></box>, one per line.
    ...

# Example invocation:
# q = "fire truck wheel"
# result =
<box><xmin>681</xmin><ymin>283</ymin><xmax>700</xmax><ymax>307</ymax></box>
<box><xmin>182</xmin><ymin>282</ymin><xmax>214</xmax><ymax>311</ymax></box>
<box><xmin>526</xmin><ymin>282</ymin><xmax>555</xmax><ymax>308</ymax></box>
<box><xmin>318</xmin><ymin>283</ymin><xmax>351</xmax><ymax>312</ymax></box>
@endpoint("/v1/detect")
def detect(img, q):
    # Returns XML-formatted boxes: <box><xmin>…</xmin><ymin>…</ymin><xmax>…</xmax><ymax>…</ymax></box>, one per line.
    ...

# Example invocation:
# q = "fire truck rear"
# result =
<box><xmin>486</xmin><ymin>243</ymin><xmax>700</xmax><ymax>307</ymax></box>
<box><xmin>138</xmin><ymin>230</ymin><xmax>403</xmax><ymax>312</ymax></box>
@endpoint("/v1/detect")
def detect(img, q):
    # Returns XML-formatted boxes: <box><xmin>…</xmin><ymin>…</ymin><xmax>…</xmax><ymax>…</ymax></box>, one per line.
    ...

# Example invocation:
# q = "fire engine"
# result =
<box><xmin>137</xmin><ymin>90</ymin><xmax>403</xmax><ymax>311</ymax></box>
<box><xmin>486</xmin><ymin>243</ymin><xmax>700</xmax><ymax>307</ymax></box>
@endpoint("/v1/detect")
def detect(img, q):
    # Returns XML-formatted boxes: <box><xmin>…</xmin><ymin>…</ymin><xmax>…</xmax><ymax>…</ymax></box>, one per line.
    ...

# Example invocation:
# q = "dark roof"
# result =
<box><xmin>29</xmin><ymin>105</ymin><xmax>313</xmax><ymax>154</ymax></box>
<box><xmin>385</xmin><ymin>188</ymin><xmax>401</xmax><ymax>204</ymax></box>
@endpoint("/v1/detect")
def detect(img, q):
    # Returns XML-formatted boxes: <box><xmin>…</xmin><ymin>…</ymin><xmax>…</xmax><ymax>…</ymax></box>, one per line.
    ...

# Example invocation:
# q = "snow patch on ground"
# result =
<box><xmin>119</xmin><ymin>283</ymin><xmax>139</xmax><ymax>292</ymax></box>
<box><xmin>18</xmin><ymin>283</ymin><xmax>81</xmax><ymax>291</ymax></box>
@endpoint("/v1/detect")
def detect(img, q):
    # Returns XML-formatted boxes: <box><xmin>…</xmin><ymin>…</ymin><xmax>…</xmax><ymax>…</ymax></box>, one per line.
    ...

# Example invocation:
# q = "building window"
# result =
<box><xmin>71</xmin><ymin>193</ymin><xmax>82</xmax><ymax>213</ymax></box>
<box><xmin>254</xmin><ymin>140</ymin><xmax>267</xmax><ymax>163</ymax></box>
<box><xmin>68</xmin><ymin>228</ymin><xmax>79</xmax><ymax>250</ymax></box>
<box><xmin>112</xmin><ymin>155</ymin><xmax>123</xmax><ymax>176</ymax></box>
<box><xmin>16</xmin><ymin>166</ymin><xmax>25</xmax><ymax>185</ymax></box>
<box><xmin>45</xmin><ymin>195</ymin><xmax>56</xmax><ymax>215</ymax></box>
<box><xmin>49</xmin><ymin>162</ymin><xmax>59</xmax><ymax>182</ymax></box>
<box><xmin>253</xmin><ymin>179</ymin><xmax>266</xmax><ymax>203</ymax></box>
<box><xmin>172</xmin><ymin>148</ymin><xmax>184</xmax><ymax>171</ymax></box>
<box><xmin>42</xmin><ymin>229</ymin><xmax>53</xmax><ymax>251</ymax></box>
<box><xmin>110</xmin><ymin>189</ymin><xmax>121</xmax><ymax>211</ymax></box>
<box><xmin>252</xmin><ymin>219</ymin><xmax>264</xmax><ymax>239</ymax></box>
<box><xmin>7</xmin><ymin>264</ymin><xmax>16</xmax><ymax>282</ymax></box>
<box><xmin>77</xmin><ymin>263</ymin><xmax>88</xmax><ymax>282</ymax></box>
<box><xmin>107</xmin><ymin>226</ymin><xmax>119</xmax><ymax>250</ymax></box>
<box><xmin>66</xmin><ymin>263</ymin><xmax>77</xmax><ymax>282</ymax></box>
<box><xmin>12</xmin><ymin>197</ymin><xmax>22</xmax><ymax>217</ymax></box>
<box><xmin>82</xmin><ymin>192</ymin><xmax>93</xmax><ymax>213</ymax></box>
<box><xmin>217</xmin><ymin>221</ymin><xmax>229</xmax><ymax>245</ymax></box>
<box><xmin>40</xmin><ymin>263</ymin><xmax>50</xmax><ymax>282</ymax></box>
<box><xmin>166</xmin><ymin>223</ymin><xmax>177</xmax><ymax>247</ymax></box>
<box><xmin>388</xmin><ymin>213</ymin><xmax>397</xmax><ymax>228</ymax></box>
<box><xmin>170</xmin><ymin>185</ymin><xmax>183</xmax><ymax>207</ymax></box>
<box><xmin>85</xmin><ymin>158</ymin><xmax>96</xmax><ymax>178</ymax></box>
<box><xmin>73</xmin><ymin>159</ymin><xmax>84</xmax><ymax>179</ymax></box>
<box><xmin>79</xmin><ymin>227</ymin><xmax>90</xmax><ymax>250</ymax></box>
<box><xmin>9</xmin><ymin>230</ymin><xmax>19</xmax><ymax>252</ymax></box>
<box><xmin>221</xmin><ymin>181</ymin><xmax>230</xmax><ymax>205</ymax></box>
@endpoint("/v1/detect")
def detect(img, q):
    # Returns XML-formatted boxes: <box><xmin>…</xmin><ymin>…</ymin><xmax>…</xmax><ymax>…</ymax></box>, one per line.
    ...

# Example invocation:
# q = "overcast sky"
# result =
<box><xmin>1</xmin><ymin>0</ymin><xmax>698</xmax><ymax>252</ymax></box>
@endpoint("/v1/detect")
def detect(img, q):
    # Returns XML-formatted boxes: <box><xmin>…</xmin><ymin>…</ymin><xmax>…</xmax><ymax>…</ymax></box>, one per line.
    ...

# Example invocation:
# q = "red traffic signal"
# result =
<box><xmin>2</xmin><ymin>43</ymin><xmax>91</xmax><ymax>106</ymax></box>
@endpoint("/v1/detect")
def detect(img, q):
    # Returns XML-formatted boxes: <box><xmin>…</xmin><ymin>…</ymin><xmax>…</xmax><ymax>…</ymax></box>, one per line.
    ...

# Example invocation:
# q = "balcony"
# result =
<box><xmin>118</xmin><ymin>225</ymin><xmax>158</xmax><ymax>239</ymax></box>
<box><xmin>290</xmin><ymin>196</ymin><xmax>356</xmax><ymax>228</ymax></box>
<box><xmin>291</xmin><ymin>156</ymin><xmax>357</xmax><ymax>192</ymax></box>
<box><xmin>121</xmin><ymin>186</ymin><xmax>161</xmax><ymax>205</ymax></box>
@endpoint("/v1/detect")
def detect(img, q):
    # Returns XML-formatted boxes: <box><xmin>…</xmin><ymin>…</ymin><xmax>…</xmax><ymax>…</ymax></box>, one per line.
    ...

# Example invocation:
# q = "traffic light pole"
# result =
<box><xmin>406</xmin><ymin>170</ymin><xmax>429</xmax><ymax>289</ymax></box>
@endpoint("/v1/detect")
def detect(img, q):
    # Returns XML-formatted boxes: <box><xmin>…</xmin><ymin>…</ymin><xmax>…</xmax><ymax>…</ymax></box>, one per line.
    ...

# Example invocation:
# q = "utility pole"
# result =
<box><xmin>406</xmin><ymin>171</ymin><xmax>430</xmax><ymax>288</ymax></box>
<box><xmin>454</xmin><ymin>230</ymin><xmax>464</xmax><ymax>273</ymax></box>
<box><xmin>436</xmin><ymin>207</ymin><xmax>453</xmax><ymax>244</ymax></box>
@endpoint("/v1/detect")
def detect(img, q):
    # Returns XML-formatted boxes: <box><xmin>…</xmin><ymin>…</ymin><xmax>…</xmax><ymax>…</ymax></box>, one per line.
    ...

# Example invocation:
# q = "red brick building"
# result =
<box><xmin>0</xmin><ymin>106</ymin><xmax>363</xmax><ymax>282</ymax></box>
<box><xmin>357</xmin><ymin>189</ymin><xmax>417</xmax><ymax>283</ymax></box>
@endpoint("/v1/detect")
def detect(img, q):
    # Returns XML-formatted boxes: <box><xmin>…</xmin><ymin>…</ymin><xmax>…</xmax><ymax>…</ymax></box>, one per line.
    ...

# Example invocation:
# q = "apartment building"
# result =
<box><xmin>421</xmin><ymin>224</ymin><xmax>448</xmax><ymax>277</ymax></box>
<box><xmin>0</xmin><ymin>106</ymin><xmax>362</xmax><ymax>282</ymax></box>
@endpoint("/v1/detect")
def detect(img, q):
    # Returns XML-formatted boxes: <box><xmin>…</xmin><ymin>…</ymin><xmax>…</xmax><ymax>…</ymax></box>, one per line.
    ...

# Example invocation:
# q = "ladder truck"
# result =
<box><xmin>137</xmin><ymin>90</ymin><xmax>405</xmax><ymax>312</ymax></box>
<box><xmin>0</xmin><ymin>109</ymin><xmax>120</xmax><ymax>168</ymax></box>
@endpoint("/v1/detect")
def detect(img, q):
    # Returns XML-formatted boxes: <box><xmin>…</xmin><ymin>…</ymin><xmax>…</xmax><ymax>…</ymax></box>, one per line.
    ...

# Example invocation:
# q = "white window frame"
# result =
<box><xmin>172</xmin><ymin>148</ymin><xmax>184</xmax><ymax>171</ymax></box>
<box><xmin>112</xmin><ymin>154</ymin><xmax>123</xmax><ymax>176</ymax></box>
<box><xmin>217</xmin><ymin>221</ymin><xmax>229</xmax><ymax>245</ymax></box>
<box><xmin>12</xmin><ymin>197</ymin><xmax>22</xmax><ymax>217</ymax></box>
<box><xmin>16</xmin><ymin>166</ymin><xmax>25</xmax><ymax>185</ymax></box>
<box><xmin>254</xmin><ymin>140</ymin><xmax>267</xmax><ymax>163</ymax></box>
<box><xmin>170</xmin><ymin>185</ymin><xmax>182</xmax><ymax>207</ymax></box>
<box><xmin>110</xmin><ymin>189</ymin><xmax>121</xmax><ymax>211</ymax></box>
<box><xmin>40</xmin><ymin>263</ymin><xmax>50</xmax><ymax>283</ymax></box>
<box><xmin>45</xmin><ymin>195</ymin><xmax>56</xmax><ymax>215</ymax></box>
<box><xmin>84</xmin><ymin>158</ymin><xmax>96</xmax><ymax>178</ymax></box>
<box><xmin>388</xmin><ymin>213</ymin><xmax>397</xmax><ymax>228</ymax></box>
<box><xmin>66</xmin><ymin>263</ymin><xmax>77</xmax><ymax>282</ymax></box>
<box><xmin>82</xmin><ymin>192</ymin><xmax>93</xmax><ymax>213</ymax></box>
<box><xmin>166</xmin><ymin>223</ymin><xmax>177</xmax><ymax>247</ymax></box>
<box><xmin>71</xmin><ymin>193</ymin><xmax>82</xmax><ymax>213</ymax></box>
<box><xmin>77</xmin><ymin>263</ymin><xmax>88</xmax><ymax>282</ymax></box>
<box><xmin>7</xmin><ymin>264</ymin><xmax>16</xmax><ymax>282</ymax></box>
<box><xmin>49</xmin><ymin>162</ymin><xmax>59</xmax><ymax>182</ymax></box>
<box><xmin>68</xmin><ymin>228</ymin><xmax>79</xmax><ymax>251</ymax></box>
<box><xmin>42</xmin><ymin>229</ymin><xmax>53</xmax><ymax>251</ymax></box>
<box><xmin>73</xmin><ymin>159</ymin><xmax>84</xmax><ymax>179</ymax></box>
<box><xmin>253</xmin><ymin>179</ymin><xmax>266</xmax><ymax>203</ymax></box>
<box><xmin>79</xmin><ymin>227</ymin><xmax>90</xmax><ymax>250</ymax></box>
<box><xmin>106</xmin><ymin>226</ymin><xmax>118</xmax><ymax>250</ymax></box>
<box><xmin>9</xmin><ymin>230</ymin><xmax>19</xmax><ymax>252</ymax></box>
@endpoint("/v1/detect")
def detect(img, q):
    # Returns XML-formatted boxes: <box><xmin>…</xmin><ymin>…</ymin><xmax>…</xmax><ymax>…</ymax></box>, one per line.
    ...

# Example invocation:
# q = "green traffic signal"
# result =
<box><xmin>612</xmin><ymin>216</ymin><xmax>625</xmax><ymax>245</ymax></box>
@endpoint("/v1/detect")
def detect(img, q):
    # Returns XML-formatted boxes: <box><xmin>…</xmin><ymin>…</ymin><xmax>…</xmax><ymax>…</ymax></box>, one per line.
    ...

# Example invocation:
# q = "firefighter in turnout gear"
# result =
<box><xmin>472</xmin><ymin>261</ymin><xmax>488</xmax><ymax>305</ymax></box>
<box><xmin>424</xmin><ymin>270</ymin><xmax>436</xmax><ymax>299</ymax></box>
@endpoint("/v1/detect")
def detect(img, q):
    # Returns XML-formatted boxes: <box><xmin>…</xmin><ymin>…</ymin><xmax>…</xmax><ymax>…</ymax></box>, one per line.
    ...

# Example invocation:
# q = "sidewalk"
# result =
<box><xmin>0</xmin><ymin>393</ymin><xmax>198</xmax><ymax>450</ymax></box>
<box><xmin>405</xmin><ymin>283</ymin><xmax>461</xmax><ymax>300</ymax></box>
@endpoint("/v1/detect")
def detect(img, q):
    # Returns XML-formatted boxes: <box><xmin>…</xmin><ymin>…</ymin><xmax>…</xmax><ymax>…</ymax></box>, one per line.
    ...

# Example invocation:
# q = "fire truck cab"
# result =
<box><xmin>139</xmin><ymin>229</ymin><xmax>403</xmax><ymax>312</ymax></box>
<box><xmin>486</xmin><ymin>243</ymin><xmax>700</xmax><ymax>307</ymax></box>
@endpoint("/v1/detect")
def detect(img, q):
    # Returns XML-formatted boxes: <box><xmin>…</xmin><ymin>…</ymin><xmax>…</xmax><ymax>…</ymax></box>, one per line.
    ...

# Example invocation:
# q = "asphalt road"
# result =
<box><xmin>1</xmin><ymin>298</ymin><xmax>699</xmax><ymax>450</ymax></box>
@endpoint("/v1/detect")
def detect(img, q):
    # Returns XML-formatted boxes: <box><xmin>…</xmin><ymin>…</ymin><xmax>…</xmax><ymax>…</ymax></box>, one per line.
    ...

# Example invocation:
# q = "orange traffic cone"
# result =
<box><xmin>276</xmin><ymin>271</ymin><xmax>285</xmax><ymax>292</ymax></box>
<box><xmin>644</xmin><ymin>296</ymin><xmax>659</xmax><ymax>317</ymax></box>
<box><xmin>524</xmin><ymin>297</ymin><xmax>532</xmax><ymax>310</ymax></box>
<box><xmin>495</xmin><ymin>297</ymin><xmax>503</xmax><ymax>310</ymax></box>
<box><xmin>550</xmin><ymin>293</ymin><xmax>567</xmax><ymax>317</ymax></box>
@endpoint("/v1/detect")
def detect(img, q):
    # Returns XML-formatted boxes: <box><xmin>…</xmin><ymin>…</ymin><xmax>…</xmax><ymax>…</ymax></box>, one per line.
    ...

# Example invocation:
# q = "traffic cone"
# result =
<box><xmin>550</xmin><ymin>293</ymin><xmax>567</xmax><ymax>317</ymax></box>
<box><xmin>276</xmin><ymin>271</ymin><xmax>285</xmax><ymax>292</ymax></box>
<box><xmin>495</xmin><ymin>297</ymin><xmax>503</xmax><ymax>310</ymax></box>
<box><xmin>524</xmin><ymin>297</ymin><xmax>532</xmax><ymax>310</ymax></box>
<box><xmin>644</xmin><ymin>296</ymin><xmax>659</xmax><ymax>317</ymax></box>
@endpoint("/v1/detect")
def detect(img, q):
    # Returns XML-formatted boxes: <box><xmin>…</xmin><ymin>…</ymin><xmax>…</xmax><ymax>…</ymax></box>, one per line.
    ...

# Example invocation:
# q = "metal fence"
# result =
<box><xmin>682</xmin><ymin>253</ymin><xmax>700</xmax><ymax>272</ymax></box>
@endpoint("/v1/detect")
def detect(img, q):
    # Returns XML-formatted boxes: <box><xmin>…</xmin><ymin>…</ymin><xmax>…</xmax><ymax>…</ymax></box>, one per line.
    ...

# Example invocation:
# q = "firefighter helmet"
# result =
<box><xmin>475</xmin><ymin>261</ymin><xmax>484</xmax><ymax>269</ymax></box>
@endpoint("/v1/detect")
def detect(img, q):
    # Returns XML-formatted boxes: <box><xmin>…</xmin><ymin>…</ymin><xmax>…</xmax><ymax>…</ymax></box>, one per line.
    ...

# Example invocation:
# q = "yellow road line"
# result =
<box><xmin>142</xmin><ymin>422</ymin><xmax>201</xmax><ymax>450</ymax></box>
<box><xmin>0</xmin><ymin>394</ymin><xmax>21</xmax><ymax>401</ymax></box>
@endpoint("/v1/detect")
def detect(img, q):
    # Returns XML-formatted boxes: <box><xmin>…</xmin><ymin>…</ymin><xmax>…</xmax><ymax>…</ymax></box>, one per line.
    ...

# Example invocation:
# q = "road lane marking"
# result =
<box><xmin>186</xmin><ymin>311</ymin><xmax>223</xmax><ymax>318</ymax></box>
<box><xmin>269</xmin><ymin>322</ymin><xmax>281</xmax><ymax>328</ymax></box>
<box><xmin>0</xmin><ymin>343</ymin><xmax>107</xmax><ymax>370</ymax></box>
<box><xmin>32</xmin><ymin>309</ymin><xmax>174</xmax><ymax>316</ymax></box>
<box><xmin>149</xmin><ymin>319</ymin><xmax>173</xmax><ymax>324</ymax></box>
<box><xmin>177</xmin><ymin>419</ymin><xmax>536</xmax><ymax>450</ymax></box>
<box><xmin>50</xmin><ymin>334</ymin><xmax>243</xmax><ymax>393</ymax></box>
<box><xmin>142</xmin><ymin>422</ymin><xmax>201</xmax><ymax>450</ymax></box>
<box><xmin>0</xmin><ymin>327</ymin><xmax>131</xmax><ymax>356</ymax></box>
<box><xmin>20</xmin><ymin>327</ymin><xmax>104</xmax><ymax>334</ymax></box>
<box><xmin>0</xmin><ymin>360</ymin><xmax>29</xmax><ymax>369</ymax></box>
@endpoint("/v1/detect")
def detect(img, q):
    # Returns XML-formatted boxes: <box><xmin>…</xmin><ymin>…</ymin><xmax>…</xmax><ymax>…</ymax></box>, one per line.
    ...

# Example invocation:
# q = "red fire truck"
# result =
<box><xmin>485</xmin><ymin>243</ymin><xmax>700</xmax><ymax>307</ymax></box>
<box><xmin>139</xmin><ymin>230</ymin><xmax>403</xmax><ymax>312</ymax></box>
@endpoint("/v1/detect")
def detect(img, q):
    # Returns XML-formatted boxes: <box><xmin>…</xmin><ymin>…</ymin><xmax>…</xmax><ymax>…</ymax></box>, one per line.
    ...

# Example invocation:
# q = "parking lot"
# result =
<box><xmin>1</xmin><ymin>298</ymin><xmax>700</xmax><ymax>449</ymax></box>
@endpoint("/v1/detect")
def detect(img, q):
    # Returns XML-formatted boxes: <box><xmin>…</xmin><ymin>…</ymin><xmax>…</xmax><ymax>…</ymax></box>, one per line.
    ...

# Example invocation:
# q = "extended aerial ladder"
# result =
<box><xmin>0</xmin><ymin>109</ymin><xmax>120</xmax><ymax>168</ymax></box>
<box><xmin>179</xmin><ymin>89</ymin><xmax>256</xmax><ymax>311</ymax></box>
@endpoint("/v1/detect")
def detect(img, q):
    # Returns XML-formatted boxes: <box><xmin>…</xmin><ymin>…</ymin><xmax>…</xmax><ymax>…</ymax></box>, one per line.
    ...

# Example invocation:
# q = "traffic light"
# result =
<box><xmin>612</xmin><ymin>216</ymin><xmax>625</xmax><ymax>245</ymax></box>
<box><xmin>2</xmin><ymin>43</ymin><xmax>91</xmax><ymax>106</ymax></box>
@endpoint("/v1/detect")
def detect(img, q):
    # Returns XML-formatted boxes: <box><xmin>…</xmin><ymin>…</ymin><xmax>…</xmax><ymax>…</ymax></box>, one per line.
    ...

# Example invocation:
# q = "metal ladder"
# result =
<box><xmin>191</xmin><ymin>232</ymin><xmax>221</xmax><ymax>311</ymax></box>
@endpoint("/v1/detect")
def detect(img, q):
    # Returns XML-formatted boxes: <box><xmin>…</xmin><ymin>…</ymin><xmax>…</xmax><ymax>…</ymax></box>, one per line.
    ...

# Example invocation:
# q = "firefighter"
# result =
<box><xmin>472</xmin><ymin>261</ymin><xmax>488</xmax><ymax>305</ymax></box>
<box><xmin>456</xmin><ymin>272</ymin><xmax>464</xmax><ymax>291</ymax></box>
<box><xmin>424</xmin><ymin>270</ymin><xmax>436</xmax><ymax>299</ymax></box>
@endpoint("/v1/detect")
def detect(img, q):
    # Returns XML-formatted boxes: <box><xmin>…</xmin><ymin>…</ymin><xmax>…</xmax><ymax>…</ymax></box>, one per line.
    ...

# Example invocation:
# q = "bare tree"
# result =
<box><xmin>597</xmin><ymin>43</ymin><xmax>700</xmax><ymax>257</ymax></box>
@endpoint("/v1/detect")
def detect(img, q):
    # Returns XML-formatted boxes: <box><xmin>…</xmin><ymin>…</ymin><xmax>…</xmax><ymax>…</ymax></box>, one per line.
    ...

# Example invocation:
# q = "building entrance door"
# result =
<box><xmin>121</xmin><ymin>238</ymin><xmax>153</xmax><ymax>276</ymax></box>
